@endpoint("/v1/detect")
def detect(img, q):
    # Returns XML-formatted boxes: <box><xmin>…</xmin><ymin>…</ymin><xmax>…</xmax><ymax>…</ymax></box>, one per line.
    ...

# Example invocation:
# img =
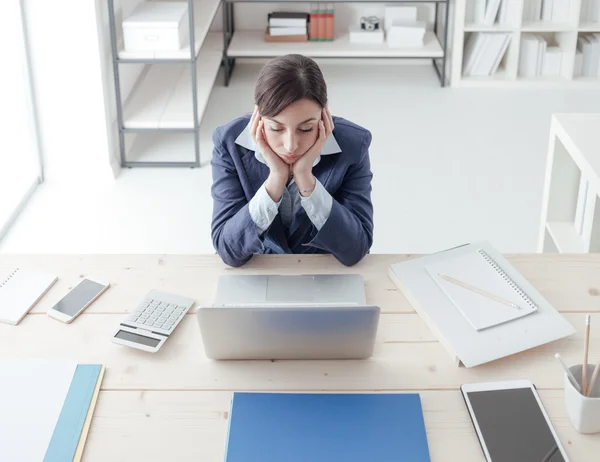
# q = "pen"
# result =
<box><xmin>555</xmin><ymin>353</ymin><xmax>582</xmax><ymax>393</ymax></box>
<box><xmin>582</xmin><ymin>315</ymin><xmax>591</xmax><ymax>396</ymax></box>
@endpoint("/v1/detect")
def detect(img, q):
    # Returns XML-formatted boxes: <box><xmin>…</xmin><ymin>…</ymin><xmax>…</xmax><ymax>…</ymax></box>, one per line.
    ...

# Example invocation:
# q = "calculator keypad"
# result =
<box><xmin>127</xmin><ymin>297</ymin><xmax>190</xmax><ymax>333</ymax></box>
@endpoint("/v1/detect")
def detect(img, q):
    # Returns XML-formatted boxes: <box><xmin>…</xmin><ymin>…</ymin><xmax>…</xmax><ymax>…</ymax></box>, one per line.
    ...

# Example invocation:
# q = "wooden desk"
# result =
<box><xmin>1</xmin><ymin>254</ymin><xmax>600</xmax><ymax>461</ymax></box>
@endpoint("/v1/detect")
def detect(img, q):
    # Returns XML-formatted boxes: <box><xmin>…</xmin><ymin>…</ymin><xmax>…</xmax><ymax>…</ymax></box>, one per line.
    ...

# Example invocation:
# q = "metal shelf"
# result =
<box><xmin>107</xmin><ymin>0</ymin><xmax>221</xmax><ymax>168</ymax></box>
<box><xmin>221</xmin><ymin>0</ymin><xmax>451</xmax><ymax>86</ymax></box>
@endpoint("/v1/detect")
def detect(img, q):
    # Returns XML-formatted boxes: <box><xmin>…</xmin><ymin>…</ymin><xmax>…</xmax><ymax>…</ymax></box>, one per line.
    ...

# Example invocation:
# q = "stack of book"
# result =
<box><xmin>518</xmin><ymin>34</ymin><xmax>564</xmax><ymax>77</ymax></box>
<box><xmin>462</xmin><ymin>32</ymin><xmax>512</xmax><ymax>76</ymax></box>
<box><xmin>581</xmin><ymin>0</ymin><xmax>600</xmax><ymax>23</ymax></box>
<box><xmin>465</xmin><ymin>0</ymin><xmax>520</xmax><ymax>25</ymax></box>
<box><xmin>522</xmin><ymin>0</ymin><xmax>571</xmax><ymax>22</ymax></box>
<box><xmin>266</xmin><ymin>12</ymin><xmax>309</xmax><ymax>42</ymax></box>
<box><xmin>574</xmin><ymin>34</ymin><xmax>600</xmax><ymax>77</ymax></box>
<box><xmin>309</xmin><ymin>3</ymin><xmax>334</xmax><ymax>41</ymax></box>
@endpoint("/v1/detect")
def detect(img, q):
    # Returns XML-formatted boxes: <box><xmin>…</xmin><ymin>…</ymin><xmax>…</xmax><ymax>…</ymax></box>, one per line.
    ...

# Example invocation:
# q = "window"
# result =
<box><xmin>0</xmin><ymin>1</ymin><xmax>43</xmax><ymax>241</ymax></box>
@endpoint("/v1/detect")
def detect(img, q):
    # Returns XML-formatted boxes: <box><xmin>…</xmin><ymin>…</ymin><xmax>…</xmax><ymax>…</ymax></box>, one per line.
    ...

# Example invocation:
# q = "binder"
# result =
<box><xmin>0</xmin><ymin>268</ymin><xmax>57</xmax><ymax>325</ymax></box>
<box><xmin>388</xmin><ymin>241</ymin><xmax>576</xmax><ymax>367</ymax></box>
<box><xmin>224</xmin><ymin>392</ymin><xmax>431</xmax><ymax>462</ymax></box>
<box><xmin>44</xmin><ymin>364</ymin><xmax>105</xmax><ymax>462</ymax></box>
<box><xmin>0</xmin><ymin>360</ymin><xmax>105</xmax><ymax>462</ymax></box>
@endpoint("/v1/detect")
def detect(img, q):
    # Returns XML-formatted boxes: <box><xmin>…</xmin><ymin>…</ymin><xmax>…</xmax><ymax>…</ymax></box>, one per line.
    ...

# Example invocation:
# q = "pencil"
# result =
<box><xmin>587</xmin><ymin>359</ymin><xmax>600</xmax><ymax>397</ymax></box>
<box><xmin>438</xmin><ymin>274</ymin><xmax>521</xmax><ymax>310</ymax></box>
<box><xmin>555</xmin><ymin>353</ymin><xmax>582</xmax><ymax>393</ymax></box>
<box><xmin>582</xmin><ymin>315</ymin><xmax>591</xmax><ymax>396</ymax></box>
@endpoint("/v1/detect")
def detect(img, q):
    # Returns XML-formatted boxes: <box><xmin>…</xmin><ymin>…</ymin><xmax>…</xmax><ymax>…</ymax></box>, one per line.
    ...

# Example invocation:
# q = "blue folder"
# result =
<box><xmin>225</xmin><ymin>392</ymin><xmax>431</xmax><ymax>462</ymax></box>
<box><xmin>44</xmin><ymin>364</ymin><xmax>103</xmax><ymax>462</ymax></box>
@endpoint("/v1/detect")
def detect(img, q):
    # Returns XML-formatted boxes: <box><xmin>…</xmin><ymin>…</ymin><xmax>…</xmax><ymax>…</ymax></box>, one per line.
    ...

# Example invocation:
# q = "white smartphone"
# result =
<box><xmin>461</xmin><ymin>380</ymin><xmax>569</xmax><ymax>462</ymax></box>
<box><xmin>47</xmin><ymin>277</ymin><xmax>110</xmax><ymax>323</ymax></box>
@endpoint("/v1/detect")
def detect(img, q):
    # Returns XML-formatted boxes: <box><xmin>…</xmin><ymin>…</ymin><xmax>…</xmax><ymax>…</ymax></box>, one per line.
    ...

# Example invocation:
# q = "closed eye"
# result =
<box><xmin>299</xmin><ymin>128</ymin><xmax>313</xmax><ymax>133</ymax></box>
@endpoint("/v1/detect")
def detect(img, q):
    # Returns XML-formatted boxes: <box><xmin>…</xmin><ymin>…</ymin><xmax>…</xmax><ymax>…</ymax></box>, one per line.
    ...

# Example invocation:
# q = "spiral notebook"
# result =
<box><xmin>0</xmin><ymin>268</ymin><xmax>57</xmax><ymax>325</ymax></box>
<box><xmin>388</xmin><ymin>241</ymin><xmax>576</xmax><ymax>367</ymax></box>
<box><xmin>424</xmin><ymin>249</ymin><xmax>538</xmax><ymax>331</ymax></box>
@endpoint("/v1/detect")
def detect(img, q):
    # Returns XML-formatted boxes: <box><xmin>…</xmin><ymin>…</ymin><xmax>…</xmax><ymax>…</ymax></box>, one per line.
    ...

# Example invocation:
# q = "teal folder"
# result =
<box><xmin>43</xmin><ymin>364</ymin><xmax>102</xmax><ymax>462</ymax></box>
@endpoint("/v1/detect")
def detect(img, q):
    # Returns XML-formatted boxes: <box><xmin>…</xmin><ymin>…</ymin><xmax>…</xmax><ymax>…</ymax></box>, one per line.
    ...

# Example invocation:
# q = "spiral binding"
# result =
<box><xmin>478</xmin><ymin>250</ymin><xmax>538</xmax><ymax>310</ymax></box>
<box><xmin>0</xmin><ymin>268</ymin><xmax>19</xmax><ymax>289</ymax></box>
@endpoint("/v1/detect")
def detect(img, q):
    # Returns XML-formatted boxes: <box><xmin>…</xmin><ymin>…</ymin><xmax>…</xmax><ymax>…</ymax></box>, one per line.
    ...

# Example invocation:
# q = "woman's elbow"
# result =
<box><xmin>337</xmin><ymin>240</ymin><xmax>371</xmax><ymax>267</ymax></box>
<box><xmin>211</xmin><ymin>227</ymin><xmax>249</xmax><ymax>268</ymax></box>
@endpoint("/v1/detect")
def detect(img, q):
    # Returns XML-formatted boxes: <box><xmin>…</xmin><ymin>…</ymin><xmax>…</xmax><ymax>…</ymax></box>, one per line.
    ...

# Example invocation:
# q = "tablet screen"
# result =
<box><xmin>466</xmin><ymin>387</ymin><xmax>565</xmax><ymax>462</ymax></box>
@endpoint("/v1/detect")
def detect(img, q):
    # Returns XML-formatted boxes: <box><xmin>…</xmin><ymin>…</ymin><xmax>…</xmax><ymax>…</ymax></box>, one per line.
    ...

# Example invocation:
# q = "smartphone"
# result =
<box><xmin>461</xmin><ymin>380</ymin><xmax>569</xmax><ymax>462</ymax></box>
<box><xmin>47</xmin><ymin>277</ymin><xmax>110</xmax><ymax>323</ymax></box>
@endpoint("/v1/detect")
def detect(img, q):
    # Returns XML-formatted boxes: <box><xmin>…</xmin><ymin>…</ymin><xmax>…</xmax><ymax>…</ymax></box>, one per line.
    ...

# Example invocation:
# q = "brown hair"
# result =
<box><xmin>254</xmin><ymin>54</ymin><xmax>328</xmax><ymax>118</ymax></box>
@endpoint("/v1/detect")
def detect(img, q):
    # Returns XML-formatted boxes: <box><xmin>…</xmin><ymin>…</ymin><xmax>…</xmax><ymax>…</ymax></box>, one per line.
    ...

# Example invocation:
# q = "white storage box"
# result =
<box><xmin>387</xmin><ymin>22</ymin><xmax>426</xmax><ymax>48</ymax></box>
<box><xmin>384</xmin><ymin>6</ymin><xmax>418</xmax><ymax>31</ymax></box>
<box><xmin>123</xmin><ymin>2</ymin><xmax>189</xmax><ymax>52</ymax></box>
<box><xmin>348</xmin><ymin>26</ymin><xmax>384</xmax><ymax>44</ymax></box>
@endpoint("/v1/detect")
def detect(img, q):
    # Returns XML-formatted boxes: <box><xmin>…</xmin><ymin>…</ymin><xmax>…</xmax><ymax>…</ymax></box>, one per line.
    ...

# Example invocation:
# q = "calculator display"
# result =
<box><xmin>115</xmin><ymin>329</ymin><xmax>160</xmax><ymax>347</ymax></box>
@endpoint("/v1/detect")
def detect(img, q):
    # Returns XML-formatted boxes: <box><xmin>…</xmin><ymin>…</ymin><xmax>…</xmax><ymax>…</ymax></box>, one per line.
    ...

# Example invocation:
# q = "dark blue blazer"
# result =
<box><xmin>210</xmin><ymin>114</ymin><xmax>374</xmax><ymax>267</ymax></box>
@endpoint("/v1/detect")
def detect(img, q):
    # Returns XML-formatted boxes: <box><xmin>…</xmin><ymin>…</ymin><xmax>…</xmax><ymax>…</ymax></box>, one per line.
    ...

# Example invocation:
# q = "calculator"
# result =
<box><xmin>111</xmin><ymin>290</ymin><xmax>195</xmax><ymax>353</ymax></box>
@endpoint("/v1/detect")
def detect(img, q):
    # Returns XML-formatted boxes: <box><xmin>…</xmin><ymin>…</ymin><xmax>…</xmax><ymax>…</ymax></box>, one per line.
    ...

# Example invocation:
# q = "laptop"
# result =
<box><xmin>213</xmin><ymin>274</ymin><xmax>367</xmax><ymax>306</ymax></box>
<box><xmin>196</xmin><ymin>274</ymin><xmax>379</xmax><ymax>360</ymax></box>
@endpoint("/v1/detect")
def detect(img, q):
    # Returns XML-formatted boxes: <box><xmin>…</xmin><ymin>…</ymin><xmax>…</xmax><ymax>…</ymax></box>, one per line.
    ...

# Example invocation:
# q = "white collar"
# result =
<box><xmin>234</xmin><ymin>121</ymin><xmax>342</xmax><ymax>167</ymax></box>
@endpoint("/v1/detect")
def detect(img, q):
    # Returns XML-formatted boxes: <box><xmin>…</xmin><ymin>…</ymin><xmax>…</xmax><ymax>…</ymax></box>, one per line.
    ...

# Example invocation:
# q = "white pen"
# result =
<box><xmin>555</xmin><ymin>353</ymin><xmax>582</xmax><ymax>393</ymax></box>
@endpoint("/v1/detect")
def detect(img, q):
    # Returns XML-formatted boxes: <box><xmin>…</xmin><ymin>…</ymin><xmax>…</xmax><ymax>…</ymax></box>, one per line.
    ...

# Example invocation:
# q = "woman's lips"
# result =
<box><xmin>282</xmin><ymin>153</ymin><xmax>300</xmax><ymax>162</ymax></box>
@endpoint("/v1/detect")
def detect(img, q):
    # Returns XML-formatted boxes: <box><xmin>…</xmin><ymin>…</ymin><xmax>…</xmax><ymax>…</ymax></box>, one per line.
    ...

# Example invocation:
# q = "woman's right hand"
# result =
<box><xmin>249</xmin><ymin>106</ymin><xmax>288</xmax><ymax>202</ymax></box>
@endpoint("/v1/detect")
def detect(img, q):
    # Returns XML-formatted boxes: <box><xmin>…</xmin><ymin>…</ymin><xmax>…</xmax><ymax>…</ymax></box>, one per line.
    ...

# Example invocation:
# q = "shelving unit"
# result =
<box><xmin>221</xmin><ymin>0</ymin><xmax>451</xmax><ymax>87</ymax></box>
<box><xmin>539</xmin><ymin>113</ymin><xmax>600</xmax><ymax>253</ymax></box>
<box><xmin>107</xmin><ymin>0</ymin><xmax>222</xmax><ymax>167</ymax></box>
<box><xmin>450</xmin><ymin>0</ymin><xmax>600</xmax><ymax>87</ymax></box>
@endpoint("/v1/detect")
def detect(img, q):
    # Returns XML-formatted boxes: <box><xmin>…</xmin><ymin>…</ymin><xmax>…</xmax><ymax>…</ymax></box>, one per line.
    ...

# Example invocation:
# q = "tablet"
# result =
<box><xmin>461</xmin><ymin>380</ymin><xmax>569</xmax><ymax>462</ymax></box>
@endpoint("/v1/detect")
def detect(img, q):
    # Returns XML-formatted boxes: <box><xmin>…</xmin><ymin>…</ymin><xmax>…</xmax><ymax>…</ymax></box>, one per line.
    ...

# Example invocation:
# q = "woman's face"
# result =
<box><xmin>262</xmin><ymin>98</ymin><xmax>322</xmax><ymax>165</ymax></box>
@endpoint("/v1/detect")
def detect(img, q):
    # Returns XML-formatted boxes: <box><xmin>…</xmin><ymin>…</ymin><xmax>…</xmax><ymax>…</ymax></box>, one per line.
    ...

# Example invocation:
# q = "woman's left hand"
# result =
<box><xmin>292</xmin><ymin>107</ymin><xmax>334</xmax><ymax>194</ymax></box>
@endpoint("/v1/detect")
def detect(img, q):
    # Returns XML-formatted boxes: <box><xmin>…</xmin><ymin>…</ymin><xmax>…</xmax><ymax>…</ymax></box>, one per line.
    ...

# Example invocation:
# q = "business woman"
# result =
<box><xmin>210</xmin><ymin>54</ymin><xmax>374</xmax><ymax>267</ymax></box>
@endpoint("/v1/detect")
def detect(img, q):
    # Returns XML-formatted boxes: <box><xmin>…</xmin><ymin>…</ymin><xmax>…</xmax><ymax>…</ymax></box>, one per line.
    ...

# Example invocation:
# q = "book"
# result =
<box><xmin>542</xmin><ymin>46</ymin><xmax>563</xmax><ymax>76</ymax></box>
<box><xmin>388</xmin><ymin>241</ymin><xmax>576</xmax><ymax>367</ymax></box>
<box><xmin>268</xmin><ymin>12</ymin><xmax>309</xmax><ymax>28</ymax></box>
<box><xmin>0</xmin><ymin>360</ymin><xmax>105</xmax><ymax>462</ymax></box>
<box><xmin>224</xmin><ymin>392</ymin><xmax>431</xmax><ymax>462</ymax></box>
<box><xmin>316</xmin><ymin>3</ymin><xmax>325</xmax><ymax>42</ymax></box>
<box><xmin>463</xmin><ymin>33</ymin><xmax>511</xmax><ymax>76</ymax></box>
<box><xmin>268</xmin><ymin>26</ymin><xmax>307</xmax><ymax>36</ymax></box>
<box><xmin>265</xmin><ymin>28</ymin><xmax>308</xmax><ymax>42</ymax></box>
<box><xmin>325</xmin><ymin>3</ymin><xmax>334</xmax><ymax>41</ymax></box>
<box><xmin>484</xmin><ymin>0</ymin><xmax>503</xmax><ymax>25</ymax></box>
<box><xmin>0</xmin><ymin>268</ymin><xmax>57</xmax><ymax>325</ymax></box>
<box><xmin>310</xmin><ymin>3</ymin><xmax>319</xmax><ymax>41</ymax></box>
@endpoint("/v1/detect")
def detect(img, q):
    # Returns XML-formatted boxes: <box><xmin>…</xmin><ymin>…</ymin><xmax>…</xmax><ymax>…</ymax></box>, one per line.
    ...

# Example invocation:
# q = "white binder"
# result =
<box><xmin>388</xmin><ymin>241</ymin><xmax>576</xmax><ymax>367</ymax></box>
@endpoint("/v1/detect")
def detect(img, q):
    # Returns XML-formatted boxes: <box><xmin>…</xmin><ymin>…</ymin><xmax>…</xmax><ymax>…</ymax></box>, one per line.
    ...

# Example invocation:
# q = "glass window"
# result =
<box><xmin>0</xmin><ymin>1</ymin><xmax>43</xmax><ymax>241</ymax></box>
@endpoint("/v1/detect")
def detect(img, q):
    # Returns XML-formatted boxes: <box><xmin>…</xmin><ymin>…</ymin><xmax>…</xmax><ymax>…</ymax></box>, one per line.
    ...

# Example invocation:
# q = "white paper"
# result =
<box><xmin>0</xmin><ymin>360</ymin><xmax>77</xmax><ymax>462</ymax></box>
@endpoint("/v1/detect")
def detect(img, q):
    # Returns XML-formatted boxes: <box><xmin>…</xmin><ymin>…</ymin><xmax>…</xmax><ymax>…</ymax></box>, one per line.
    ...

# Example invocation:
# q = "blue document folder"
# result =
<box><xmin>225</xmin><ymin>392</ymin><xmax>431</xmax><ymax>462</ymax></box>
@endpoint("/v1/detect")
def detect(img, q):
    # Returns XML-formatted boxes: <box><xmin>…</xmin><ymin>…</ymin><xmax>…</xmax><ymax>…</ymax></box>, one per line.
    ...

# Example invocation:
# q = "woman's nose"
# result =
<box><xmin>283</xmin><ymin>132</ymin><xmax>298</xmax><ymax>154</ymax></box>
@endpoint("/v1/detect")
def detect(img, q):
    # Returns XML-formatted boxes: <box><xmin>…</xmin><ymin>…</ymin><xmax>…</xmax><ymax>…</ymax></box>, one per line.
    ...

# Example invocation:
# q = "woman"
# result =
<box><xmin>210</xmin><ymin>54</ymin><xmax>374</xmax><ymax>267</ymax></box>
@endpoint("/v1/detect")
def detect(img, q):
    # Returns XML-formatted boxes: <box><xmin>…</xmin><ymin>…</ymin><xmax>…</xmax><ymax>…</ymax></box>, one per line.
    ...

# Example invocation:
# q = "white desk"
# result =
<box><xmin>539</xmin><ymin>113</ymin><xmax>600</xmax><ymax>253</ymax></box>
<box><xmin>1</xmin><ymin>254</ymin><xmax>599</xmax><ymax>461</ymax></box>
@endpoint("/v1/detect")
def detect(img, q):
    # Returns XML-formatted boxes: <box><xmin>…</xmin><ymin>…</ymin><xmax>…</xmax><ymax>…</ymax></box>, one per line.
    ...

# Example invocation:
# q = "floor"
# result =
<box><xmin>1</xmin><ymin>63</ymin><xmax>600</xmax><ymax>255</ymax></box>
